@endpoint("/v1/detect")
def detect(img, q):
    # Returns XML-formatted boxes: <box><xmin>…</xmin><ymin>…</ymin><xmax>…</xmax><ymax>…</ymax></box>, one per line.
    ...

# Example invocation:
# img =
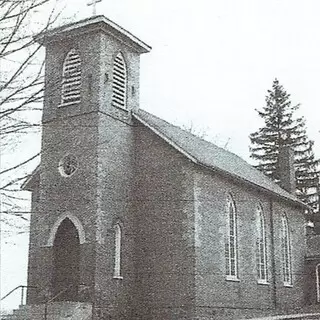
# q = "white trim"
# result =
<box><xmin>133</xmin><ymin>113</ymin><xmax>199</xmax><ymax>164</ymax></box>
<box><xmin>257</xmin><ymin>279</ymin><xmax>270</xmax><ymax>285</ymax></box>
<box><xmin>281</xmin><ymin>213</ymin><xmax>292</xmax><ymax>286</ymax></box>
<box><xmin>46</xmin><ymin>212</ymin><xmax>86</xmax><ymax>247</ymax></box>
<box><xmin>226</xmin><ymin>275</ymin><xmax>240</xmax><ymax>282</ymax></box>
<box><xmin>316</xmin><ymin>263</ymin><xmax>320</xmax><ymax>302</ymax></box>
<box><xmin>247</xmin><ymin>313</ymin><xmax>320</xmax><ymax>320</ymax></box>
<box><xmin>256</xmin><ymin>205</ymin><xmax>268</xmax><ymax>282</ymax></box>
<box><xmin>58</xmin><ymin>154</ymin><xmax>78</xmax><ymax>177</ymax></box>
<box><xmin>225</xmin><ymin>194</ymin><xmax>238</xmax><ymax>279</ymax></box>
<box><xmin>58</xmin><ymin>100</ymin><xmax>81</xmax><ymax>108</ymax></box>
<box><xmin>283</xmin><ymin>282</ymin><xmax>293</xmax><ymax>288</ymax></box>
<box><xmin>113</xmin><ymin>223</ymin><xmax>122</xmax><ymax>279</ymax></box>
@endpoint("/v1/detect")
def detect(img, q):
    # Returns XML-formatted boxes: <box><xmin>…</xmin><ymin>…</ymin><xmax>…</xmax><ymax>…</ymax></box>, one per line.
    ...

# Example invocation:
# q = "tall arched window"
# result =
<box><xmin>61</xmin><ymin>49</ymin><xmax>81</xmax><ymax>106</ymax></box>
<box><xmin>256</xmin><ymin>206</ymin><xmax>268</xmax><ymax>283</ymax></box>
<box><xmin>281</xmin><ymin>213</ymin><xmax>292</xmax><ymax>285</ymax></box>
<box><xmin>113</xmin><ymin>223</ymin><xmax>122</xmax><ymax>279</ymax></box>
<box><xmin>225</xmin><ymin>194</ymin><xmax>238</xmax><ymax>279</ymax></box>
<box><xmin>112</xmin><ymin>52</ymin><xmax>127</xmax><ymax>109</ymax></box>
<box><xmin>316</xmin><ymin>263</ymin><xmax>320</xmax><ymax>302</ymax></box>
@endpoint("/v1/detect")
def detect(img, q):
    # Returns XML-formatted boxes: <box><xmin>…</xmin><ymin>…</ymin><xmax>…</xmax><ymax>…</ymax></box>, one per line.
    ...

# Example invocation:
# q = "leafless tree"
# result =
<box><xmin>0</xmin><ymin>0</ymin><xmax>61</xmax><ymax>239</ymax></box>
<box><xmin>180</xmin><ymin>120</ymin><xmax>231</xmax><ymax>150</ymax></box>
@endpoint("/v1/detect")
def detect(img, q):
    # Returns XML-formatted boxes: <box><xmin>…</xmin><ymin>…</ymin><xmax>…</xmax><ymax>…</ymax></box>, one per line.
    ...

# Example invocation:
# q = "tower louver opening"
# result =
<box><xmin>112</xmin><ymin>52</ymin><xmax>127</xmax><ymax>109</ymax></box>
<box><xmin>61</xmin><ymin>49</ymin><xmax>81</xmax><ymax>106</ymax></box>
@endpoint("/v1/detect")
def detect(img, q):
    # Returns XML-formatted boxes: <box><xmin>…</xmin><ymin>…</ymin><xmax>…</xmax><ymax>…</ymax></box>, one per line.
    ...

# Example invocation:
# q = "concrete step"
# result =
<box><xmin>245</xmin><ymin>313</ymin><xmax>320</xmax><ymax>320</ymax></box>
<box><xmin>1</xmin><ymin>301</ymin><xmax>92</xmax><ymax>320</ymax></box>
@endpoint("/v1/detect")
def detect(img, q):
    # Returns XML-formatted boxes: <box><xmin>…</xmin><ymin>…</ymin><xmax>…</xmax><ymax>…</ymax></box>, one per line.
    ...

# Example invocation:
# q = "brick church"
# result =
<box><xmin>16</xmin><ymin>14</ymin><xmax>320</xmax><ymax>320</ymax></box>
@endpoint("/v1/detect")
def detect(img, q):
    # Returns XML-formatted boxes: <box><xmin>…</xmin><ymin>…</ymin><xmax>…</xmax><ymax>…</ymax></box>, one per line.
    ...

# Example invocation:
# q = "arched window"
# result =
<box><xmin>112</xmin><ymin>52</ymin><xmax>127</xmax><ymax>109</ymax></box>
<box><xmin>113</xmin><ymin>223</ymin><xmax>122</xmax><ymax>279</ymax></box>
<box><xmin>225</xmin><ymin>194</ymin><xmax>238</xmax><ymax>279</ymax></box>
<box><xmin>256</xmin><ymin>206</ymin><xmax>268</xmax><ymax>283</ymax></box>
<box><xmin>61</xmin><ymin>49</ymin><xmax>81</xmax><ymax>106</ymax></box>
<box><xmin>281</xmin><ymin>213</ymin><xmax>292</xmax><ymax>285</ymax></box>
<box><xmin>316</xmin><ymin>263</ymin><xmax>320</xmax><ymax>302</ymax></box>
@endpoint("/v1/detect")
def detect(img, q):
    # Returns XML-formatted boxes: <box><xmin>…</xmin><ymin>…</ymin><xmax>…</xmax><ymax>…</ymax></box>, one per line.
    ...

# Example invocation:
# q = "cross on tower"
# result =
<box><xmin>87</xmin><ymin>0</ymin><xmax>102</xmax><ymax>16</ymax></box>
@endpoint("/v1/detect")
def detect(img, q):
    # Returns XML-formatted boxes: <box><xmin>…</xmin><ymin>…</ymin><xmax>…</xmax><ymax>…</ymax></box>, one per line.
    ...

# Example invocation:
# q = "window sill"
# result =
<box><xmin>58</xmin><ymin>101</ymin><xmax>80</xmax><ymax>108</ymax></box>
<box><xmin>112</xmin><ymin>103</ymin><xmax>129</xmax><ymax>112</ymax></box>
<box><xmin>113</xmin><ymin>275</ymin><xmax>123</xmax><ymax>280</ymax></box>
<box><xmin>283</xmin><ymin>282</ymin><xmax>293</xmax><ymax>288</ymax></box>
<box><xmin>225</xmin><ymin>275</ymin><xmax>240</xmax><ymax>282</ymax></box>
<box><xmin>257</xmin><ymin>280</ymin><xmax>269</xmax><ymax>285</ymax></box>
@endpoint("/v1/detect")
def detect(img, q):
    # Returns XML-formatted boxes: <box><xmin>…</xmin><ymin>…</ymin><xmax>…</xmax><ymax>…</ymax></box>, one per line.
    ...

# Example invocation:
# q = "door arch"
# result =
<box><xmin>52</xmin><ymin>218</ymin><xmax>80</xmax><ymax>301</ymax></box>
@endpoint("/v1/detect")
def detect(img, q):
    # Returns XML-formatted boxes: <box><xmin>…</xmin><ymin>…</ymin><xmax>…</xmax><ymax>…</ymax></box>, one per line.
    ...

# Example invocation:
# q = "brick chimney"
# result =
<box><xmin>278</xmin><ymin>146</ymin><xmax>296</xmax><ymax>194</ymax></box>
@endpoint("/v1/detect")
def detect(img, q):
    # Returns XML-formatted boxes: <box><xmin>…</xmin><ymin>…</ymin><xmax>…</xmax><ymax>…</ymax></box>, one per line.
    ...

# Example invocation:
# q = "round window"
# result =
<box><xmin>58</xmin><ymin>154</ymin><xmax>78</xmax><ymax>177</ymax></box>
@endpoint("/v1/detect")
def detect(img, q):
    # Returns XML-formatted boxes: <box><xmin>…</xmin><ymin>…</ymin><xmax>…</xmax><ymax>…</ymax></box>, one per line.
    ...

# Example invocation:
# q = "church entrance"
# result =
<box><xmin>52</xmin><ymin>218</ymin><xmax>80</xmax><ymax>301</ymax></box>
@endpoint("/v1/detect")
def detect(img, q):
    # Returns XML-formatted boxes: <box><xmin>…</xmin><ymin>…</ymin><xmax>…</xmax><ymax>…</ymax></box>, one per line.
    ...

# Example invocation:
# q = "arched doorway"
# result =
<box><xmin>52</xmin><ymin>218</ymin><xmax>80</xmax><ymax>301</ymax></box>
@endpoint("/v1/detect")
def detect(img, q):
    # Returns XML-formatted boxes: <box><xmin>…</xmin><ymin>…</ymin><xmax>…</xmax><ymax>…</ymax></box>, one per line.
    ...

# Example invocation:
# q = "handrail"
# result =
<box><xmin>44</xmin><ymin>284</ymin><xmax>74</xmax><ymax>320</ymax></box>
<box><xmin>3</xmin><ymin>283</ymin><xmax>90</xmax><ymax>319</ymax></box>
<box><xmin>1</xmin><ymin>285</ymin><xmax>37</xmax><ymax>305</ymax></box>
<box><xmin>46</xmin><ymin>285</ymin><xmax>72</xmax><ymax>305</ymax></box>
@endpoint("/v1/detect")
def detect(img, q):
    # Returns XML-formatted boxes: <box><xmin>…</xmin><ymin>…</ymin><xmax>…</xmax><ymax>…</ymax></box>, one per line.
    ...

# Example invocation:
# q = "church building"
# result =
<box><xmin>19</xmin><ymin>14</ymin><xmax>318</xmax><ymax>320</ymax></box>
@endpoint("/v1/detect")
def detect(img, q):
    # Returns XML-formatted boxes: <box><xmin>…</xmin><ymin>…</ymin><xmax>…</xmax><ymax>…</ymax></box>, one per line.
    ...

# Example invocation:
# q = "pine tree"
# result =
<box><xmin>250</xmin><ymin>78</ymin><xmax>319</xmax><ymax>211</ymax></box>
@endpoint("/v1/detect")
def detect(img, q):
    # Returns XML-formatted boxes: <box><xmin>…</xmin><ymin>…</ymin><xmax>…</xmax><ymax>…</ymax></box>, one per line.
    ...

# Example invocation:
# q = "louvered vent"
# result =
<box><xmin>61</xmin><ymin>49</ymin><xmax>81</xmax><ymax>106</ymax></box>
<box><xmin>112</xmin><ymin>53</ymin><xmax>127</xmax><ymax>109</ymax></box>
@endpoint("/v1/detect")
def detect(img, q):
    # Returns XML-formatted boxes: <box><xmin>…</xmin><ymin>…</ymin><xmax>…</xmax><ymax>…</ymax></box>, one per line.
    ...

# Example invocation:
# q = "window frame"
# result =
<box><xmin>113</xmin><ymin>223</ymin><xmax>123</xmax><ymax>279</ymax></box>
<box><xmin>111</xmin><ymin>52</ymin><xmax>128</xmax><ymax>110</ymax></box>
<box><xmin>225</xmin><ymin>194</ymin><xmax>239</xmax><ymax>281</ymax></box>
<box><xmin>281</xmin><ymin>213</ymin><xmax>292</xmax><ymax>286</ymax></box>
<box><xmin>256</xmin><ymin>205</ymin><xmax>268</xmax><ymax>284</ymax></box>
<box><xmin>316</xmin><ymin>263</ymin><xmax>320</xmax><ymax>302</ymax></box>
<box><xmin>58</xmin><ymin>154</ymin><xmax>78</xmax><ymax>177</ymax></box>
<box><xmin>60</xmin><ymin>48</ymin><xmax>82</xmax><ymax>107</ymax></box>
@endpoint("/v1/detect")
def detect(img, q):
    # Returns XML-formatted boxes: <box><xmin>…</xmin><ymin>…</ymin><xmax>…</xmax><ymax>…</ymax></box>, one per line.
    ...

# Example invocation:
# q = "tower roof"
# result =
<box><xmin>36</xmin><ymin>15</ymin><xmax>151</xmax><ymax>54</ymax></box>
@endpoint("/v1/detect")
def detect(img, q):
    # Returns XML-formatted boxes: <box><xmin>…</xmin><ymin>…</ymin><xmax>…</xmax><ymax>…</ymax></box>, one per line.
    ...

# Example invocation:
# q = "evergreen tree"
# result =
<box><xmin>250</xmin><ymin>78</ymin><xmax>319</xmax><ymax>211</ymax></box>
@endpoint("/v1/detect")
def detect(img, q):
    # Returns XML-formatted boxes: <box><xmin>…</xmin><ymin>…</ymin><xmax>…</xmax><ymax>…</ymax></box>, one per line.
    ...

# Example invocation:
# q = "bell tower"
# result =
<box><xmin>38</xmin><ymin>15</ymin><xmax>150</xmax><ymax>122</ymax></box>
<box><xmin>24</xmin><ymin>15</ymin><xmax>151</xmax><ymax>319</ymax></box>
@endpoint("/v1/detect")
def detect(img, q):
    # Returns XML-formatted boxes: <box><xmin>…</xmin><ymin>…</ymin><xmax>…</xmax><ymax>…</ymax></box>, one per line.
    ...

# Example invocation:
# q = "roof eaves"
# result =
<box><xmin>35</xmin><ymin>15</ymin><xmax>151</xmax><ymax>53</ymax></box>
<box><xmin>197</xmin><ymin>161</ymin><xmax>308</xmax><ymax>209</ymax></box>
<box><xmin>21</xmin><ymin>165</ymin><xmax>40</xmax><ymax>191</ymax></box>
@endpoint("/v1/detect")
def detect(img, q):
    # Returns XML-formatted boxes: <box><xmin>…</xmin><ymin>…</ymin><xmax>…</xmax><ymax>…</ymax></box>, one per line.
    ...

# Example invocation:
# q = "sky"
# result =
<box><xmin>55</xmin><ymin>0</ymin><xmax>320</xmax><ymax>159</ymax></box>
<box><xmin>2</xmin><ymin>0</ymin><xmax>320</xmax><ymax>312</ymax></box>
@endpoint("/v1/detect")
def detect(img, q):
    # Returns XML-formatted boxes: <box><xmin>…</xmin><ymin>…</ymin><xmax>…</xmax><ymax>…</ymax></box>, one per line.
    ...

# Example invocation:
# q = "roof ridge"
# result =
<box><xmin>135</xmin><ymin>109</ymin><xmax>258</xmax><ymax>169</ymax></box>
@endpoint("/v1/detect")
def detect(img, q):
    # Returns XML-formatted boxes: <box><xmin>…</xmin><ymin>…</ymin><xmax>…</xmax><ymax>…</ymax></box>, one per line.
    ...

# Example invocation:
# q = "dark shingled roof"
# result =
<box><xmin>133</xmin><ymin>109</ymin><xmax>306</xmax><ymax>208</ymax></box>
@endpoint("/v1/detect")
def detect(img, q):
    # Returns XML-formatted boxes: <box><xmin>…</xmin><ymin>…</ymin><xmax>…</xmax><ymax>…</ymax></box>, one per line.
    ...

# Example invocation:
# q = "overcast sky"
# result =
<box><xmin>2</xmin><ymin>0</ymin><xmax>320</xmax><ymax>311</ymax></box>
<box><xmin>53</xmin><ymin>0</ymin><xmax>320</xmax><ymax>159</ymax></box>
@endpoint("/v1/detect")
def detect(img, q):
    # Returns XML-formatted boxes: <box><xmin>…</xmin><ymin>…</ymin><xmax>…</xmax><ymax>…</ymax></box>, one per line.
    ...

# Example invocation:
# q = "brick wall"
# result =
<box><xmin>193</xmin><ymin>168</ymin><xmax>306</xmax><ymax>319</ymax></box>
<box><xmin>132</xmin><ymin>122</ymin><xmax>196</xmax><ymax>320</ymax></box>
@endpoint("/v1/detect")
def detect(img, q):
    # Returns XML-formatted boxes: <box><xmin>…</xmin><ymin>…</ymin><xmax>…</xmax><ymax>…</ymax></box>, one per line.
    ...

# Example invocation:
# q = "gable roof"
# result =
<box><xmin>133</xmin><ymin>109</ymin><xmax>307</xmax><ymax>208</ymax></box>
